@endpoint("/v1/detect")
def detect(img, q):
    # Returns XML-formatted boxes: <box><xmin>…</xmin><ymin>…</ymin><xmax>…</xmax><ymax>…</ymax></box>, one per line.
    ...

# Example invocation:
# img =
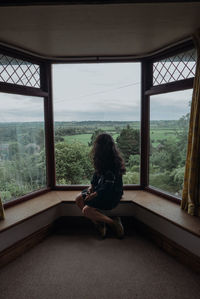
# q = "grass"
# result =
<box><xmin>64</xmin><ymin>132</ymin><xmax>120</xmax><ymax>145</ymax></box>
<box><xmin>64</xmin><ymin>134</ymin><xmax>92</xmax><ymax>146</ymax></box>
<box><xmin>150</xmin><ymin>129</ymin><xmax>179</xmax><ymax>146</ymax></box>
<box><xmin>63</xmin><ymin>128</ymin><xmax>180</xmax><ymax>147</ymax></box>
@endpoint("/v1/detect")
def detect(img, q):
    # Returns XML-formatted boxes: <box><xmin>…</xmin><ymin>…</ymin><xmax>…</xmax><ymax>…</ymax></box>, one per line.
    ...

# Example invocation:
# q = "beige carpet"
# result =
<box><xmin>0</xmin><ymin>225</ymin><xmax>199</xmax><ymax>299</ymax></box>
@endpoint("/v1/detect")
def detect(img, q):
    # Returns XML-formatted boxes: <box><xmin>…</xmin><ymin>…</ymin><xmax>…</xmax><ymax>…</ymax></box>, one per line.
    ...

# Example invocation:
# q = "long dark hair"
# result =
<box><xmin>91</xmin><ymin>133</ymin><xmax>126</xmax><ymax>176</ymax></box>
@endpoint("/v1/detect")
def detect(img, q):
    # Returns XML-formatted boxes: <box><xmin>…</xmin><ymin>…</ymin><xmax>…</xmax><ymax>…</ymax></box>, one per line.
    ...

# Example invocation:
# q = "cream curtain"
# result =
<box><xmin>181</xmin><ymin>30</ymin><xmax>200</xmax><ymax>216</ymax></box>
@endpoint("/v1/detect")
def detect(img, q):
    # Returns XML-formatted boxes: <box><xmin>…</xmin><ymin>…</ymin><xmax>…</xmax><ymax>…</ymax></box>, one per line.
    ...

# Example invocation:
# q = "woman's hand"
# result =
<box><xmin>85</xmin><ymin>192</ymin><xmax>97</xmax><ymax>201</ymax></box>
<box><xmin>87</xmin><ymin>185</ymin><xmax>93</xmax><ymax>194</ymax></box>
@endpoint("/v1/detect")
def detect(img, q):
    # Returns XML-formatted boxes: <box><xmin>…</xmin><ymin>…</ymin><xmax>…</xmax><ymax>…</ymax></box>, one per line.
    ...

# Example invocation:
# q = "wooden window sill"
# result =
<box><xmin>0</xmin><ymin>190</ymin><xmax>200</xmax><ymax>238</ymax></box>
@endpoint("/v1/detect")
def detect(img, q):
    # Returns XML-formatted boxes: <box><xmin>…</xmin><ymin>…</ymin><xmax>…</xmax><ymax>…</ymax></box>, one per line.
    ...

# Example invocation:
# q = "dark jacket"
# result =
<box><xmin>91</xmin><ymin>171</ymin><xmax>123</xmax><ymax>199</ymax></box>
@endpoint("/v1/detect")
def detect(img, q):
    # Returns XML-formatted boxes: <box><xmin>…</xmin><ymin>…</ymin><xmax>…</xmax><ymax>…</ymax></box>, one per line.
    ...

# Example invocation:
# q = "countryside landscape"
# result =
<box><xmin>0</xmin><ymin>115</ymin><xmax>189</xmax><ymax>203</ymax></box>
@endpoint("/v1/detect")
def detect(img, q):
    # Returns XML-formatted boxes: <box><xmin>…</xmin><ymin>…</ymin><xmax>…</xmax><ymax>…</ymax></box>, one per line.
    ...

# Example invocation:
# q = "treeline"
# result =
<box><xmin>54</xmin><ymin>120</ymin><xmax>140</xmax><ymax>128</ymax></box>
<box><xmin>0</xmin><ymin>117</ymin><xmax>189</xmax><ymax>203</ymax></box>
<box><xmin>55</xmin><ymin>126</ymin><xmax>141</xmax><ymax>185</ymax></box>
<box><xmin>54</xmin><ymin>121</ymin><xmax>140</xmax><ymax>138</ymax></box>
<box><xmin>55</xmin><ymin>119</ymin><xmax>189</xmax><ymax>196</ymax></box>
<box><xmin>0</xmin><ymin>125</ymin><xmax>46</xmax><ymax>203</ymax></box>
<box><xmin>149</xmin><ymin>113</ymin><xmax>189</xmax><ymax>196</ymax></box>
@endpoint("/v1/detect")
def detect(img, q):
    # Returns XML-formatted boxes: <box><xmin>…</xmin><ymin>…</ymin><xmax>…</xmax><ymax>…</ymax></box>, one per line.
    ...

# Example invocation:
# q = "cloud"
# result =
<box><xmin>0</xmin><ymin>93</ymin><xmax>44</xmax><ymax>122</ymax></box>
<box><xmin>150</xmin><ymin>89</ymin><xmax>192</xmax><ymax>120</ymax></box>
<box><xmin>53</xmin><ymin>63</ymin><xmax>141</xmax><ymax>121</ymax></box>
<box><xmin>0</xmin><ymin>63</ymin><xmax>192</xmax><ymax>123</ymax></box>
<box><xmin>53</xmin><ymin>110</ymin><xmax>140</xmax><ymax>122</ymax></box>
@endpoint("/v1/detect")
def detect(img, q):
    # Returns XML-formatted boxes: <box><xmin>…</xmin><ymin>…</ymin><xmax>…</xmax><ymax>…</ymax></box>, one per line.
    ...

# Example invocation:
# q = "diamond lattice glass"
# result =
<box><xmin>0</xmin><ymin>54</ymin><xmax>40</xmax><ymax>88</ymax></box>
<box><xmin>153</xmin><ymin>49</ymin><xmax>196</xmax><ymax>86</ymax></box>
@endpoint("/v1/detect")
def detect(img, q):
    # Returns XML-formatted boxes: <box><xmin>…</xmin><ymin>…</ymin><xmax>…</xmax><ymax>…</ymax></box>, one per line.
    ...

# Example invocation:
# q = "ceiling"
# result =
<box><xmin>0</xmin><ymin>2</ymin><xmax>200</xmax><ymax>59</ymax></box>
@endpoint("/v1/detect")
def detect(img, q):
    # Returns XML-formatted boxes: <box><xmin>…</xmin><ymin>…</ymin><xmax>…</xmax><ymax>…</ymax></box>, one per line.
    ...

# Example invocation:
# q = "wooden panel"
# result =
<box><xmin>56</xmin><ymin>190</ymin><xmax>133</xmax><ymax>202</ymax></box>
<box><xmin>1</xmin><ymin>190</ymin><xmax>200</xmax><ymax>239</ymax></box>
<box><xmin>135</xmin><ymin>219</ymin><xmax>200</xmax><ymax>273</ymax></box>
<box><xmin>140</xmin><ymin>60</ymin><xmax>152</xmax><ymax>187</ymax></box>
<box><xmin>57</xmin><ymin>189</ymin><xmax>200</xmax><ymax>237</ymax></box>
<box><xmin>124</xmin><ymin>190</ymin><xmax>200</xmax><ymax>237</ymax></box>
<box><xmin>4</xmin><ymin>188</ymin><xmax>50</xmax><ymax>209</ymax></box>
<box><xmin>0</xmin><ymin>190</ymin><xmax>200</xmax><ymax>271</ymax></box>
<box><xmin>0</xmin><ymin>224</ymin><xmax>52</xmax><ymax>269</ymax></box>
<box><xmin>1</xmin><ymin>1</ymin><xmax>198</xmax><ymax>7</ymax></box>
<box><xmin>0</xmin><ymin>191</ymin><xmax>61</xmax><ymax>233</ymax></box>
<box><xmin>55</xmin><ymin>190</ymin><xmax>82</xmax><ymax>202</ymax></box>
<box><xmin>0</xmin><ymin>82</ymin><xmax>48</xmax><ymax>97</ymax></box>
<box><xmin>145</xmin><ymin>78</ymin><xmax>194</xmax><ymax>96</ymax></box>
<box><xmin>43</xmin><ymin>62</ymin><xmax>56</xmax><ymax>188</ymax></box>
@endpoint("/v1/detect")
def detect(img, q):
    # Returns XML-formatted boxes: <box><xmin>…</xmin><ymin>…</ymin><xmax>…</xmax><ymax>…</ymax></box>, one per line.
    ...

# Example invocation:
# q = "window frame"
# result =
<box><xmin>0</xmin><ymin>47</ymin><xmax>54</xmax><ymax>208</ymax></box>
<box><xmin>52</xmin><ymin>61</ymin><xmax>142</xmax><ymax>191</ymax></box>
<box><xmin>1</xmin><ymin>39</ymin><xmax>195</xmax><ymax>208</ymax></box>
<box><xmin>142</xmin><ymin>40</ymin><xmax>195</xmax><ymax>204</ymax></box>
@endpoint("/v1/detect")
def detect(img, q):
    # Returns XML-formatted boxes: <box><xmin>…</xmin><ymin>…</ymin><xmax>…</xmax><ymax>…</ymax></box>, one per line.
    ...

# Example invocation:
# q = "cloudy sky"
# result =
<box><xmin>0</xmin><ymin>63</ymin><xmax>193</xmax><ymax>122</ymax></box>
<box><xmin>53</xmin><ymin>63</ymin><xmax>141</xmax><ymax>122</ymax></box>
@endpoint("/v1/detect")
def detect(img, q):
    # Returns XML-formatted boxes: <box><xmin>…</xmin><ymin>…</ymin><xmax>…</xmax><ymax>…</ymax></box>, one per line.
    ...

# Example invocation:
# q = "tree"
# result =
<box><xmin>123</xmin><ymin>171</ymin><xmax>139</xmax><ymax>184</ymax></box>
<box><xmin>8</xmin><ymin>142</ymin><xmax>20</xmax><ymax>160</ymax></box>
<box><xmin>128</xmin><ymin>154</ymin><xmax>140</xmax><ymax>168</ymax></box>
<box><xmin>0</xmin><ymin>149</ymin><xmax>46</xmax><ymax>203</ymax></box>
<box><xmin>127</xmin><ymin>154</ymin><xmax>140</xmax><ymax>172</ymax></box>
<box><xmin>55</xmin><ymin>142</ymin><xmax>93</xmax><ymax>184</ymax></box>
<box><xmin>35</xmin><ymin>129</ymin><xmax>45</xmax><ymax>149</ymax></box>
<box><xmin>55</xmin><ymin>136</ymin><xmax>64</xmax><ymax>143</ymax></box>
<box><xmin>175</xmin><ymin>111</ymin><xmax>190</xmax><ymax>166</ymax></box>
<box><xmin>150</xmin><ymin>138</ymin><xmax>181</xmax><ymax>172</ymax></box>
<box><xmin>88</xmin><ymin>129</ymin><xmax>105</xmax><ymax>146</ymax></box>
<box><xmin>171</xmin><ymin>166</ymin><xmax>185</xmax><ymax>190</ymax></box>
<box><xmin>116</xmin><ymin>125</ymin><xmax>139</xmax><ymax>164</ymax></box>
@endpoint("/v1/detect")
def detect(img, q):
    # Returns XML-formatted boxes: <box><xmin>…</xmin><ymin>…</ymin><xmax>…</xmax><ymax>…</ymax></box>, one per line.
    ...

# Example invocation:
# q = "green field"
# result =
<box><xmin>64</xmin><ymin>132</ymin><xmax>120</xmax><ymax>146</ymax></box>
<box><xmin>63</xmin><ymin>129</ymin><xmax>179</xmax><ymax>147</ymax></box>
<box><xmin>150</xmin><ymin>129</ymin><xmax>178</xmax><ymax>146</ymax></box>
<box><xmin>64</xmin><ymin>134</ymin><xmax>92</xmax><ymax>146</ymax></box>
<box><xmin>0</xmin><ymin>120</ymin><xmax>188</xmax><ymax>202</ymax></box>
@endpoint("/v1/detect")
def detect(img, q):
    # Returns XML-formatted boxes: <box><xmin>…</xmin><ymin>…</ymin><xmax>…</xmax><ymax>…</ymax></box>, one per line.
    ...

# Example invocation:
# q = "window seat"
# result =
<box><xmin>0</xmin><ymin>190</ymin><xmax>200</xmax><ymax>271</ymax></box>
<box><xmin>1</xmin><ymin>190</ymin><xmax>200</xmax><ymax>238</ymax></box>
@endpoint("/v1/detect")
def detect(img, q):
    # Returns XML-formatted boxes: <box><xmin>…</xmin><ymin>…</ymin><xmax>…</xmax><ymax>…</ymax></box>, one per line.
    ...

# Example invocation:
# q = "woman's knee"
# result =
<box><xmin>82</xmin><ymin>205</ymin><xmax>92</xmax><ymax>217</ymax></box>
<box><xmin>75</xmin><ymin>193</ymin><xmax>83</xmax><ymax>205</ymax></box>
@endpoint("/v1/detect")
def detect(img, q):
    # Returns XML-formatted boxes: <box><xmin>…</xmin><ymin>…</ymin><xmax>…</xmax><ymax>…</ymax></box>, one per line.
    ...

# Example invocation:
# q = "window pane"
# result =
<box><xmin>0</xmin><ymin>93</ymin><xmax>46</xmax><ymax>204</ymax></box>
<box><xmin>149</xmin><ymin>89</ymin><xmax>192</xmax><ymax>197</ymax></box>
<box><xmin>0</xmin><ymin>54</ymin><xmax>40</xmax><ymax>88</ymax></box>
<box><xmin>53</xmin><ymin>63</ymin><xmax>141</xmax><ymax>185</ymax></box>
<box><xmin>153</xmin><ymin>49</ymin><xmax>196</xmax><ymax>86</ymax></box>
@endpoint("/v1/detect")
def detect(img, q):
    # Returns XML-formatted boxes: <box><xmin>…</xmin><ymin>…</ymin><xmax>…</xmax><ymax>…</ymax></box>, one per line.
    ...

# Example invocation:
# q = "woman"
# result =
<box><xmin>75</xmin><ymin>133</ymin><xmax>126</xmax><ymax>238</ymax></box>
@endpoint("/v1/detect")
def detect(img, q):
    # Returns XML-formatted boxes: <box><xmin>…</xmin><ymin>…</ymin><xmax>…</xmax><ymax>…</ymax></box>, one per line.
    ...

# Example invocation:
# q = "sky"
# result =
<box><xmin>0</xmin><ymin>63</ymin><xmax>193</xmax><ymax>122</ymax></box>
<box><xmin>53</xmin><ymin>63</ymin><xmax>141</xmax><ymax>122</ymax></box>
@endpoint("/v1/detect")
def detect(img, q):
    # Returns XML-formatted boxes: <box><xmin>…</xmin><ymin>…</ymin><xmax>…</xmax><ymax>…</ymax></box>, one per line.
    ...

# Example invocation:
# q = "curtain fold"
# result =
<box><xmin>0</xmin><ymin>195</ymin><xmax>5</xmax><ymax>220</ymax></box>
<box><xmin>181</xmin><ymin>30</ymin><xmax>200</xmax><ymax>216</ymax></box>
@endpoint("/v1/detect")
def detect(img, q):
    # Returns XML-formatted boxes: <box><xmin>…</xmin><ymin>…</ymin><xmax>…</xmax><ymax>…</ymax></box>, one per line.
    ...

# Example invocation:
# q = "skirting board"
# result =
<box><xmin>1</xmin><ymin>199</ymin><xmax>200</xmax><ymax>273</ymax></box>
<box><xmin>54</xmin><ymin>216</ymin><xmax>200</xmax><ymax>274</ymax></box>
<box><xmin>0</xmin><ymin>224</ymin><xmax>52</xmax><ymax>269</ymax></box>
<box><xmin>1</xmin><ymin>217</ymin><xmax>200</xmax><ymax>274</ymax></box>
<box><xmin>60</xmin><ymin>202</ymin><xmax>200</xmax><ymax>258</ymax></box>
<box><xmin>134</xmin><ymin>219</ymin><xmax>200</xmax><ymax>274</ymax></box>
<box><xmin>59</xmin><ymin>201</ymin><xmax>135</xmax><ymax>217</ymax></box>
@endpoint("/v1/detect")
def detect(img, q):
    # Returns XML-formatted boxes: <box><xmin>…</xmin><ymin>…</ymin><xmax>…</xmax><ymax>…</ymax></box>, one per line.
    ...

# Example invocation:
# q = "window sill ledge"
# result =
<box><xmin>0</xmin><ymin>190</ymin><xmax>200</xmax><ymax>238</ymax></box>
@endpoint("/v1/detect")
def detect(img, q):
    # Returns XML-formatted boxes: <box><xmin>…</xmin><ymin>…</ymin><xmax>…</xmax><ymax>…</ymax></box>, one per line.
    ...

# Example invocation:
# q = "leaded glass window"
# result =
<box><xmin>153</xmin><ymin>49</ymin><xmax>196</xmax><ymax>86</ymax></box>
<box><xmin>0</xmin><ymin>54</ymin><xmax>40</xmax><ymax>88</ymax></box>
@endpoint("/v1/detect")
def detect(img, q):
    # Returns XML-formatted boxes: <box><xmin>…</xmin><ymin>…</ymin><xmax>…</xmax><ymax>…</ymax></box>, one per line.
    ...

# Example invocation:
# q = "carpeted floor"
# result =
<box><xmin>0</xmin><ymin>224</ymin><xmax>199</xmax><ymax>299</ymax></box>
